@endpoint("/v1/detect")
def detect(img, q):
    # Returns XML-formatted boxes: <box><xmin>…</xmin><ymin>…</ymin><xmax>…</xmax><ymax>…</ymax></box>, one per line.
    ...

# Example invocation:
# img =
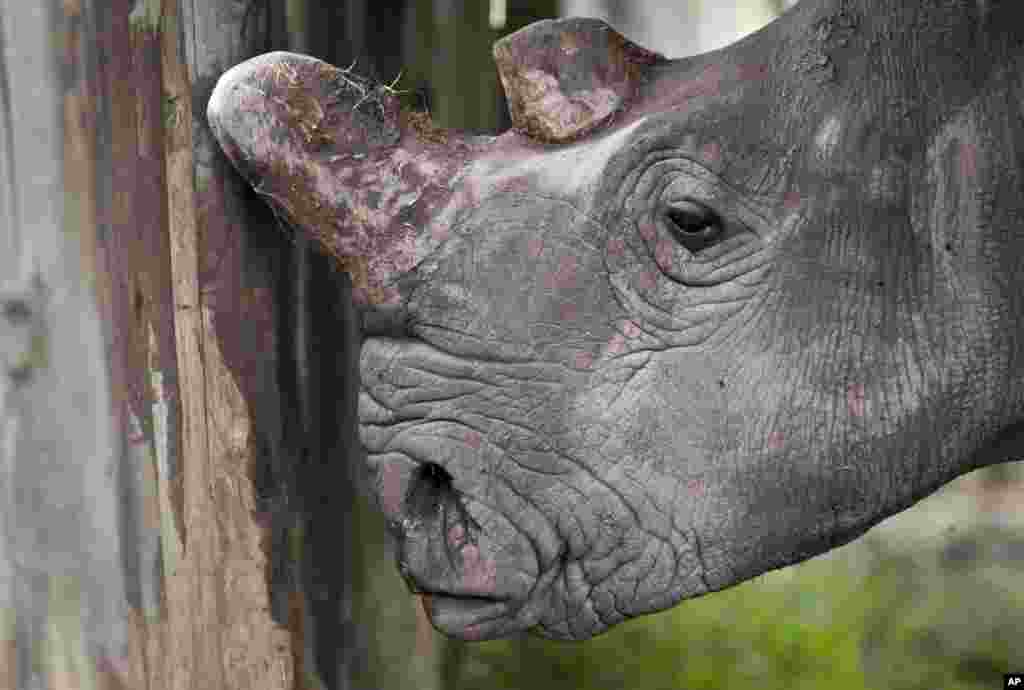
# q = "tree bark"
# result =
<box><xmin>0</xmin><ymin>0</ymin><xmax>316</xmax><ymax>687</ymax></box>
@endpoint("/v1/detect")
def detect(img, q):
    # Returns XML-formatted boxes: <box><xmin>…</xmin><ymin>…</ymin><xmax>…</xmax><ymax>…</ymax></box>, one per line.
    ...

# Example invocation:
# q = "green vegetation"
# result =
<box><xmin>446</xmin><ymin>531</ymin><xmax>1019</xmax><ymax>690</ymax></box>
<box><xmin>162</xmin><ymin>95</ymin><xmax>180</xmax><ymax>131</ymax></box>
<box><xmin>128</xmin><ymin>0</ymin><xmax>162</xmax><ymax>35</ymax></box>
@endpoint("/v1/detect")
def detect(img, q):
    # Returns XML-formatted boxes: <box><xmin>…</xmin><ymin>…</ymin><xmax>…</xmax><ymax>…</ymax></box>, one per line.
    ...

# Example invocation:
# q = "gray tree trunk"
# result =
<box><xmin>0</xmin><ymin>1</ymin><xmax>122</xmax><ymax>687</ymax></box>
<box><xmin>0</xmin><ymin>0</ymin><xmax>308</xmax><ymax>687</ymax></box>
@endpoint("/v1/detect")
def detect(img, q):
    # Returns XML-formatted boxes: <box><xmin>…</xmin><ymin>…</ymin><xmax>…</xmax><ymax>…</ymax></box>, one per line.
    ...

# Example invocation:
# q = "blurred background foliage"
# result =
<box><xmin>318</xmin><ymin>2</ymin><xmax>1024</xmax><ymax>688</ymax></box>
<box><xmin>444</xmin><ymin>489</ymin><xmax>1024</xmax><ymax>689</ymax></box>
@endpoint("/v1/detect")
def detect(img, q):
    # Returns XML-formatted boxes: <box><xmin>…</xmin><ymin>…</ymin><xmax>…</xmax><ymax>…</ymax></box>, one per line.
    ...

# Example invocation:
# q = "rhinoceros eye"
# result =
<box><xmin>665</xmin><ymin>200</ymin><xmax>723</xmax><ymax>253</ymax></box>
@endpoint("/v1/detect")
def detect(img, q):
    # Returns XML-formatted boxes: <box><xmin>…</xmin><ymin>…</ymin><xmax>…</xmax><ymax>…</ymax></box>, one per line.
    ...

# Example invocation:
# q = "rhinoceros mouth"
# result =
<box><xmin>394</xmin><ymin>508</ymin><xmax>536</xmax><ymax>639</ymax></box>
<box><xmin>358</xmin><ymin>334</ymin><xmax>572</xmax><ymax>637</ymax></box>
<box><xmin>418</xmin><ymin>593</ymin><xmax>515</xmax><ymax>640</ymax></box>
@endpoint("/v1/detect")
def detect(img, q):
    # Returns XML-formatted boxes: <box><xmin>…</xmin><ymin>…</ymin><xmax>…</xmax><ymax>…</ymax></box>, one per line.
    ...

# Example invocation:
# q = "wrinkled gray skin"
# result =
<box><xmin>207</xmin><ymin>0</ymin><xmax>1024</xmax><ymax>641</ymax></box>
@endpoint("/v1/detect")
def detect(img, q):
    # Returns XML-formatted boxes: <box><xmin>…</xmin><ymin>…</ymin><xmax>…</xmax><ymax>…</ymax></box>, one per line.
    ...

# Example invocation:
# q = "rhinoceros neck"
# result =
<box><xmin>798</xmin><ymin>0</ymin><xmax>1024</xmax><ymax>468</ymax></box>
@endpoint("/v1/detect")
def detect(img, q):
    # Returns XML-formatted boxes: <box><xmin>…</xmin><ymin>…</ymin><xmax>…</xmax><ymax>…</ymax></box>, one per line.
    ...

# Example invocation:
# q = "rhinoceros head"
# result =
<box><xmin>207</xmin><ymin>0</ymin><xmax>1024</xmax><ymax>640</ymax></box>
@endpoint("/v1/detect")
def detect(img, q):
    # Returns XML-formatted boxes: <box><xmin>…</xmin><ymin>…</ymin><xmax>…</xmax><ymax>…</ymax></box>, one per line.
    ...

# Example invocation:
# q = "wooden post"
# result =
<box><xmin>0</xmin><ymin>0</ymin><xmax>319</xmax><ymax>686</ymax></box>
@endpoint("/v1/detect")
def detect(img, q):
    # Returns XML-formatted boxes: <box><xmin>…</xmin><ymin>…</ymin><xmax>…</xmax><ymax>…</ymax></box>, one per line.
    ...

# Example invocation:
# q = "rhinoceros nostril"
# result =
<box><xmin>401</xmin><ymin>460</ymin><xmax>482</xmax><ymax>569</ymax></box>
<box><xmin>420</xmin><ymin>461</ymin><xmax>450</xmax><ymax>484</ymax></box>
<box><xmin>405</xmin><ymin>461</ymin><xmax>455</xmax><ymax>519</ymax></box>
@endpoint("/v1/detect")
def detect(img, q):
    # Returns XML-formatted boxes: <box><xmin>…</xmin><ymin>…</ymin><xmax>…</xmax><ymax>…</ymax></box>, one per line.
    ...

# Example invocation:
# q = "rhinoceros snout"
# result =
<box><xmin>382</xmin><ymin>457</ymin><xmax>534</xmax><ymax>640</ymax></box>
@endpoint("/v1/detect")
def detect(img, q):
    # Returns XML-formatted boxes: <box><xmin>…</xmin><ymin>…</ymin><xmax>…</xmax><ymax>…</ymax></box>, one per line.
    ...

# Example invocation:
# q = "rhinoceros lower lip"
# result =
<box><xmin>419</xmin><ymin>593</ymin><xmax>511</xmax><ymax>638</ymax></box>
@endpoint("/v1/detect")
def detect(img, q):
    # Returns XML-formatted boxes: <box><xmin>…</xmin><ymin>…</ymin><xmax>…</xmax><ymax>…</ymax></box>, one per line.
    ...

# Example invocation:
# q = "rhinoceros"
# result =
<box><xmin>206</xmin><ymin>0</ymin><xmax>1024</xmax><ymax>641</ymax></box>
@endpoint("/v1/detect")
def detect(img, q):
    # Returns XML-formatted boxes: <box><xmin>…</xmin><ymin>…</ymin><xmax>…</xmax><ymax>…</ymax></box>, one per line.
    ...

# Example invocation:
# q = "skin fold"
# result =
<box><xmin>207</xmin><ymin>0</ymin><xmax>1024</xmax><ymax>640</ymax></box>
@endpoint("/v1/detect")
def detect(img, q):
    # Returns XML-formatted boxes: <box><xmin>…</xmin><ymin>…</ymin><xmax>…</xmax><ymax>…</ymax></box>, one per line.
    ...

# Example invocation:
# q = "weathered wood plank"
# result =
<box><xmin>166</xmin><ymin>0</ymin><xmax>298</xmax><ymax>687</ymax></box>
<box><xmin>160</xmin><ymin>0</ymin><xmax>225</xmax><ymax>683</ymax></box>
<box><xmin>0</xmin><ymin>0</ymin><xmax>328</xmax><ymax>684</ymax></box>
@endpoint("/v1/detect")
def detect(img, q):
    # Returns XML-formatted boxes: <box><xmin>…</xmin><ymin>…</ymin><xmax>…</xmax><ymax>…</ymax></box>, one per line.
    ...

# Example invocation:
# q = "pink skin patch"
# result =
<box><xmin>559</xmin><ymin>302</ymin><xmax>577</xmax><ymax>321</ymax></box>
<box><xmin>959</xmin><ymin>140</ymin><xmax>978</xmax><ymax>182</ymax></box>
<box><xmin>459</xmin><ymin>542</ymin><xmax>498</xmax><ymax>592</ymax></box>
<box><xmin>655</xmin><ymin>240</ymin><xmax>674</xmax><ymax>270</ymax></box>
<box><xmin>464</xmin><ymin>430</ymin><xmax>483</xmax><ymax>449</ymax></box>
<box><xmin>606</xmin><ymin>333</ymin><xmax>626</xmax><ymax>356</ymax></box>
<box><xmin>687</xmin><ymin>479</ymin><xmax>705</xmax><ymax>496</ymax></box>
<box><xmin>379</xmin><ymin>461</ymin><xmax>406</xmax><ymax>519</ymax></box>
<box><xmin>544</xmin><ymin>255</ymin><xmax>577</xmax><ymax>291</ymax></box>
<box><xmin>638</xmin><ymin>220</ymin><xmax>657</xmax><ymax>242</ymax></box>
<box><xmin>334</xmin><ymin>222</ymin><xmax>373</xmax><ymax>256</ymax></box>
<box><xmin>381</xmin><ymin>287</ymin><xmax>402</xmax><ymax>305</ymax></box>
<box><xmin>363</xmin><ymin>223</ymin><xmax>419</xmax><ymax>288</ymax></box>
<box><xmin>497</xmin><ymin>176</ymin><xmax>532</xmax><ymax>195</ymax></box>
<box><xmin>391</xmin><ymin>232</ymin><xmax>418</xmax><ymax>272</ymax></box>
<box><xmin>460</xmin><ymin>623</ymin><xmax>485</xmax><ymax>641</ymax></box>
<box><xmin>432</xmin><ymin>224</ymin><xmax>450</xmax><ymax>242</ymax></box>
<box><xmin>737</xmin><ymin>63</ymin><xmax>767</xmax><ymax>82</ymax></box>
<box><xmin>700</xmin><ymin>141</ymin><xmax>721</xmax><ymax>164</ymax></box>
<box><xmin>607</xmin><ymin>237</ymin><xmax>625</xmax><ymax>256</ymax></box>
<box><xmin>678</xmin><ymin>64</ymin><xmax>722</xmax><ymax>101</ymax></box>
<box><xmin>448</xmin><ymin>524</ymin><xmax>466</xmax><ymax>548</ymax></box>
<box><xmin>783</xmin><ymin>191</ymin><xmax>802</xmax><ymax>210</ymax></box>
<box><xmin>637</xmin><ymin>270</ymin><xmax>657</xmax><ymax>291</ymax></box>
<box><xmin>847</xmin><ymin>383</ymin><xmax>866</xmax><ymax>417</ymax></box>
<box><xmin>351</xmin><ymin>287</ymin><xmax>369</xmax><ymax>305</ymax></box>
<box><xmin>456</xmin><ymin>176</ymin><xmax>482</xmax><ymax>210</ymax></box>
<box><xmin>527</xmin><ymin>237</ymin><xmax>545</xmax><ymax>259</ymax></box>
<box><xmin>767</xmin><ymin>431</ymin><xmax>785</xmax><ymax>450</ymax></box>
<box><xmin>622</xmin><ymin>320</ymin><xmax>641</xmax><ymax>338</ymax></box>
<box><xmin>574</xmin><ymin>351</ymin><xmax>594</xmax><ymax>370</ymax></box>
